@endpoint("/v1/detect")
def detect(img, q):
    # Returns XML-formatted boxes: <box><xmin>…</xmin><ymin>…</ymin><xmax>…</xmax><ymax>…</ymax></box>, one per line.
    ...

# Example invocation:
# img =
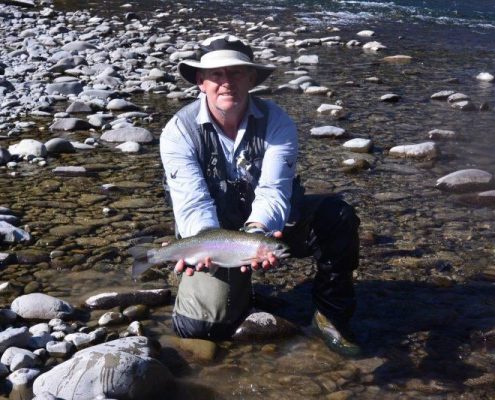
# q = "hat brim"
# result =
<box><xmin>178</xmin><ymin>59</ymin><xmax>276</xmax><ymax>86</ymax></box>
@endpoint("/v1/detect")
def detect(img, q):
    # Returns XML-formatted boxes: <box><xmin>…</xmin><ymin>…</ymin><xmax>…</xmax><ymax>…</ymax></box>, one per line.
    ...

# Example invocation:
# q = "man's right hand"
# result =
<box><xmin>174</xmin><ymin>257</ymin><xmax>212</xmax><ymax>276</ymax></box>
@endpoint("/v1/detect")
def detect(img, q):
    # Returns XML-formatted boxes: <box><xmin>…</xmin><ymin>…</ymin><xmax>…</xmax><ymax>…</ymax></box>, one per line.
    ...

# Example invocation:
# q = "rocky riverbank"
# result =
<box><xmin>0</xmin><ymin>0</ymin><xmax>494</xmax><ymax>399</ymax></box>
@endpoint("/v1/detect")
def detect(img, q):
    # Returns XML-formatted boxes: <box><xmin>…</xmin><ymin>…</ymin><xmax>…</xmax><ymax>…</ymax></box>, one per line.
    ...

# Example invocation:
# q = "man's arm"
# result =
<box><xmin>160</xmin><ymin>116</ymin><xmax>220</xmax><ymax>238</ymax></box>
<box><xmin>246</xmin><ymin>101</ymin><xmax>298</xmax><ymax>232</ymax></box>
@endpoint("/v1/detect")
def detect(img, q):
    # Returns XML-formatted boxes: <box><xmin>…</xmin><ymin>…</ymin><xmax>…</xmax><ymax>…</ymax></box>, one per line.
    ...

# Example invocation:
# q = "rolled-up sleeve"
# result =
<box><xmin>160</xmin><ymin>116</ymin><xmax>220</xmax><ymax>238</ymax></box>
<box><xmin>247</xmin><ymin>102</ymin><xmax>298</xmax><ymax>231</ymax></box>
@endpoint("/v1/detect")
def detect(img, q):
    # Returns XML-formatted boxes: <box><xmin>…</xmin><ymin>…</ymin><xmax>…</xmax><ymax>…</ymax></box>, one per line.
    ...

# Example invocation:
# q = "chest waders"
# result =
<box><xmin>163</xmin><ymin>97</ymin><xmax>269</xmax><ymax>339</ymax></box>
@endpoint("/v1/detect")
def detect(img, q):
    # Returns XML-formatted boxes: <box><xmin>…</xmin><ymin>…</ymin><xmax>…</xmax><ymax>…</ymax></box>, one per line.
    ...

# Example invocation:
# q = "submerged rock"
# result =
<box><xmin>389</xmin><ymin>142</ymin><xmax>437</xmax><ymax>159</ymax></box>
<box><xmin>436</xmin><ymin>169</ymin><xmax>494</xmax><ymax>193</ymax></box>
<box><xmin>233</xmin><ymin>311</ymin><xmax>299</xmax><ymax>341</ymax></box>
<box><xmin>85</xmin><ymin>289</ymin><xmax>171</xmax><ymax>309</ymax></box>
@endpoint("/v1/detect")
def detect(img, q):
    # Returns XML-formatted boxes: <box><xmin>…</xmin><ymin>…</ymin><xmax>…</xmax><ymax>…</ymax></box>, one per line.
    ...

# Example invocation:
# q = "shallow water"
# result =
<box><xmin>1</xmin><ymin>0</ymin><xmax>495</xmax><ymax>398</ymax></box>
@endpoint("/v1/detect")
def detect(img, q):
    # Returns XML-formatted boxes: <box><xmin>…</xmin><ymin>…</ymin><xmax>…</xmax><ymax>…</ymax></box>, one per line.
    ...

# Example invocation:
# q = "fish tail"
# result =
<box><xmin>128</xmin><ymin>246</ymin><xmax>152</xmax><ymax>279</ymax></box>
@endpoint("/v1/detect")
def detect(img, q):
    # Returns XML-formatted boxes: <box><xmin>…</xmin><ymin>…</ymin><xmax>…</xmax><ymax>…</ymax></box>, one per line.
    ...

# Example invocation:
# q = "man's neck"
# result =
<box><xmin>207</xmin><ymin>100</ymin><xmax>249</xmax><ymax>140</ymax></box>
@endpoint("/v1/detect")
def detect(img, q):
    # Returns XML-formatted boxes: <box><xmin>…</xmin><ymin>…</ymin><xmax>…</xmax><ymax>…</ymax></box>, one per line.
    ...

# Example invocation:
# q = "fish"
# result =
<box><xmin>129</xmin><ymin>228</ymin><xmax>290</xmax><ymax>278</ymax></box>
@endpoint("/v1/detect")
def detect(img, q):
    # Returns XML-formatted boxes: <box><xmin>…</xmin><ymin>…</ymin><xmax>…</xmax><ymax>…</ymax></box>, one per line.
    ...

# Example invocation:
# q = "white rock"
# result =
<box><xmin>304</xmin><ymin>86</ymin><xmax>329</xmax><ymax>95</ymax></box>
<box><xmin>0</xmin><ymin>221</ymin><xmax>31</xmax><ymax>243</ymax></box>
<box><xmin>116</xmin><ymin>141</ymin><xmax>140</xmax><ymax>153</ymax></box>
<box><xmin>46</xmin><ymin>341</ymin><xmax>74</xmax><ymax>358</ymax></box>
<box><xmin>357</xmin><ymin>30</ymin><xmax>375</xmax><ymax>37</ymax></box>
<box><xmin>431</xmin><ymin>90</ymin><xmax>455</xmax><ymax>100</ymax></box>
<box><xmin>362</xmin><ymin>41</ymin><xmax>387</xmax><ymax>51</ymax></box>
<box><xmin>389</xmin><ymin>142</ymin><xmax>437</xmax><ymax>159</ymax></box>
<box><xmin>8</xmin><ymin>139</ymin><xmax>47</xmax><ymax>159</ymax></box>
<box><xmin>296</xmin><ymin>55</ymin><xmax>319</xmax><ymax>65</ymax></box>
<box><xmin>343</xmin><ymin>138</ymin><xmax>373</xmax><ymax>153</ymax></box>
<box><xmin>476</xmin><ymin>72</ymin><xmax>494</xmax><ymax>82</ymax></box>
<box><xmin>310</xmin><ymin>126</ymin><xmax>346</xmax><ymax>138</ymax></box>
<box><xmin>100</xmin><ymin>127</ymin><xmax>154</xmax><ymax>143</ymax></box>
<box><xmin>428</xmin><ymin>129</ymin><xmax>458</xmax><ymax>140</ymax></box>
<box><xmin>317</xmin><ymin>104</ymin><xmax>347</xmax><ymax>119</ymax></box>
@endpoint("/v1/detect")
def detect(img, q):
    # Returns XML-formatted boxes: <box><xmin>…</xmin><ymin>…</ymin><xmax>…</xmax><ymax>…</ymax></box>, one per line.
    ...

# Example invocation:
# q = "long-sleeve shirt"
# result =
<box><xmin>160</xmin><ymin>93</ymin><xmax>298</xmax><ymax>238</ymax></box>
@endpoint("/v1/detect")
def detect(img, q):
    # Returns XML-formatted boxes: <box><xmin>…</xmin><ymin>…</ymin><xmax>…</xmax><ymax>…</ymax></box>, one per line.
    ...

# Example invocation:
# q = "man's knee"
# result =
<box><xmin>173</xmin><ymin>313</ymin><xmax>240</xmax><ymax>340</ymax></box>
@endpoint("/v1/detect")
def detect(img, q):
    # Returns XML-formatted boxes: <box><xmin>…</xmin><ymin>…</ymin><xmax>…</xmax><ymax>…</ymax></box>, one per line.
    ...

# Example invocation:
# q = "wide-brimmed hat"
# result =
<box><xmin>178</xmin><ymin>35</ymin><xmax>276</xmax><ymax>86</ymax></box>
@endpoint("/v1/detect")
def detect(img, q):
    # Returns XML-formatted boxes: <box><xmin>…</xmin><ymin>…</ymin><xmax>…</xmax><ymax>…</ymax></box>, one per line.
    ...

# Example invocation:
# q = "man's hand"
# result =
<box><xmin>174</xmin><ymin>257</ymin><xmax>212</xmax><ymax>276</ymax></box>
<box><xmin>240</xmin><ymin>230</ymin><xmax>283</xmax><ymax>273</ymax></box>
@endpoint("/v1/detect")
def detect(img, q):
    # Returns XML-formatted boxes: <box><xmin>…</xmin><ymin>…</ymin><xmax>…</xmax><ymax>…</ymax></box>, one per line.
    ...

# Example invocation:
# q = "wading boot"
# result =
<box><xmin>312</xmin><ymin>310</ymin><xmax>361</xmax><ymax>357</ymax></box>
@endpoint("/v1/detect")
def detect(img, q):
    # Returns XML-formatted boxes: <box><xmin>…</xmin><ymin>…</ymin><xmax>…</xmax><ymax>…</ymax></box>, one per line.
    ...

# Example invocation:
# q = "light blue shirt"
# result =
<box><xmin>160</xmin><ymin>94</ymin><xmax>298</xmax><ymax>238</ymax></box>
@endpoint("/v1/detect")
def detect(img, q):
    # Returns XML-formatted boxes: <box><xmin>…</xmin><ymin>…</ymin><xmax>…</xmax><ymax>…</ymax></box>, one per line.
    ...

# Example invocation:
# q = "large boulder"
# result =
<box><xmin>11</xmin><ymin>293</ymin><xmax>74</xmax><ymax>320</ymax></box>
<box><xmin>33</xmin><ymin>337</ymin><xmax>174</xmax><ymax>400</ymax></box>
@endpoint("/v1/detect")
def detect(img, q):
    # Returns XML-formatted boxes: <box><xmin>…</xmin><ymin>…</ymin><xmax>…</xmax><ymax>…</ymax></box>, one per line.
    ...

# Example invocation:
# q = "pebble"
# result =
<box><xmin>7</xmin><ymin>368</ymin><xmax>41</xmax><ymax>400</ymax></box>
<box><xmin>380</xmin><ymin>93</ymin><xmax>401</xmax><ymax>102</ymax></box>
<box><xmin>52</xmin><ymin>166</ymin><xmax>91</xmax><ymax>176</ymax></box>
<box><xmin>362</xmin><ymin>41</ymin><xmax>386</xmax><ymax>51</ymax></box>
<box><xmin>49</xmin><ymin>118</ymin><xmax>93</xmax><ymax>131</ymax></box>
<box><xmin>296</xmin><ymin>55</ymin><xmax>319</xmax><ymax>65</ymax></box>
<box><xmin>382</xmin><ymin>55</ymin><xmax>412</xmax><ymax>64</ymax></box>
<box><xmin>106</xmin><ymin>98</ymin><xmax>140</xmax><ymax>111</ymax></box>
<box><xmin>357</xmin><ymin>30</ymin><xmax>375</xmax><ymax>37</ymax></box>
<box><xmin>342</xmin><ymin>138</ymin><xmax>373</xmax><ymax>153</ymax></box>
<box><xmin>98</xmin><ymin>311</ymin><xmax>125</xmax><ymax>326</ymax></box>
<box><xmin>431</xmin><ymin>90</ymin><xmax>455</xmax><ymax>100</ymax></box>
<box><xmin>310</xmin><ymin>125</ymin><xmax>346</xmax><ymax>138</ymax></box>
<box><xmin>317</xmin><ymin>104</ymin><xmax>347</xmax><ymax>119</ymax></box>
<box><xmin>116</xmin><ymin>141</ymin><xmax>141</xmax><ymax>153</ymax></box>
<box><xmin>100</xmin><ymin>127</ymin><xmax>154</xmax><ymax>143</ymax></box>
<box><xmin>476</xmin><ymin>72</ymin><xmax>494</xmax><ymax>82</ymax></box>
<box><xmin>428</xmin><ymin>129</ymin><xmax>458</xmax><ymax>140</ymax></box>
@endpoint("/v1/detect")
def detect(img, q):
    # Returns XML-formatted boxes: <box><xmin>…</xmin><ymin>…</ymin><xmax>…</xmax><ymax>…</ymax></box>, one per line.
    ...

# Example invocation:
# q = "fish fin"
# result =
<box><xmin>208</xmin><ymin>264</ymin><xmax>220</xmax><ymax>276</ymax></box>
<box><xmin>132</xmin><ymin>259</ymin><xmax>152</xmax><ymax>280</ymax></box>
<box><xmin>128</xmin><ymin>245</ymin><xmax>148</xmax><ymax>260</ymax></box>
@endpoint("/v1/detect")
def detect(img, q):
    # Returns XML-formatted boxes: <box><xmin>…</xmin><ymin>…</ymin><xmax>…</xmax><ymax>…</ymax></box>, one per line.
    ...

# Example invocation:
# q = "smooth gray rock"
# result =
<box><xmin>85</xmin><ymin>289</ymin><xmax>171</xmax><ymax>309</ymax></box>
<box><xmin>49</xmin><ymin>118</ymin><xmax>93</xmax><ymax>132</ymax></box>
<box><xmin>44</xmin><ymin>138</ymin><xmax>76</xmax><ymax>154</ymax></box>
<box><xmin>0</xmin><ymin>327</ymin><xmax>30</xmax><ymax>353</ymax></box>
<box><xmin>7</xmin><ymin>368</ymin><xmax>41</xmax><ymax>400</ymax></box>
<box><xmin>436</xmin><ymin>169</ymin><xmax>494</xmax><ymax>193</ymax></box>
<box><xmin>46</xmin><ymin>341</ymin><xmax>74</xmax><ymax>358</ymax></box>
<box><xmin>61</xmin><ymin>41</ymin><xmax>97</xmax><ymax>52</ymax></box>
<box><xmin>46</xmin><ymin>82</ymin><xmax>83</xmax><ymax>96</ymax></box>
<box><xmin>106</xmin><ymin>99</ymin><xmax>140</xmax><ymax>111</ymax></box>
<box><xmin>233</xmin><ymin>311</ymin><xmax>299</xmax><ymax>341</ymax></box>
<box><xmin>431</xmin><ymin>90</ymin><xmax>455</xmax><ymax>100</ymax></box>
<box><xmin>343</xmin><ymin>138</ymin><xmax>373</xmax><ymax>153</ymax></box>
<box><xmin>310</xmin><ymin>125</ymin><xmax>346</xmax><ymax>138</ymax></box>
<box><xmin>11</xmin><ymin>351</ymin><xmax>39</xmax><ymax>371</ymax></box>
<box><xmin>66</xmin><ymin>101</ymin><xmax>92</xmax><ymax>113</ymax></box>
<box><xmin>100</xmin><ymin>127</ymin><xmax>154</xmax><ymax>143</ymax></box>
<box><xmin>0</xmin><ymin>221</ymin><xmax>31</xmax><ymax>243</ymax></box>
<box><xmin>1</xmin><ymin>347</ymin><xmax>36</xmax><ymax>367</ymax></box>
<box><xmin>11</xmin><ymin>293</ymin><xmax>74</xmax><ymax>320</ymax></box>
<box><xmin>296</xmin><ymin>55</ymin><xmax>319</xmax><ymax>65</ymax></box>
<box><xmin>8</xmin><ymin>139</ymin><xmax>47</xmax><ymax>159</ymax></box>
<box><xmin>33</xmin><ymin>337</ymin><xmax>173</xmax><ymax>399</ymax></box>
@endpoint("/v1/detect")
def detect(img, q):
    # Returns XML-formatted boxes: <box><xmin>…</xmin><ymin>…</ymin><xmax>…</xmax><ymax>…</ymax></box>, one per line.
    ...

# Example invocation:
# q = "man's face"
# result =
<box><xmin>197</xmin><ymin>66</ymin><xmax>257</xmax><ymax>116</ymax></box>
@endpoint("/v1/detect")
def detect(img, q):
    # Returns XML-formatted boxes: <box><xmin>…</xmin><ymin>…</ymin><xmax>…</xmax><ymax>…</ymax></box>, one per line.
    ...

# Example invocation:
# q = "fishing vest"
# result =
<box><xmin>166</xmin><ymin>96</ymin><xmax>270</xmax><ymax>328</ymax></box>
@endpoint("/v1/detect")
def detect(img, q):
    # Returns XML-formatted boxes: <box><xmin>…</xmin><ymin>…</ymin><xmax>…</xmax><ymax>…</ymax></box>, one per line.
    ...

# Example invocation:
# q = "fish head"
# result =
<box><xmin>268</xmin><ymin>241</ymin><xmax>291</xmax><ymax>260</ymax></box>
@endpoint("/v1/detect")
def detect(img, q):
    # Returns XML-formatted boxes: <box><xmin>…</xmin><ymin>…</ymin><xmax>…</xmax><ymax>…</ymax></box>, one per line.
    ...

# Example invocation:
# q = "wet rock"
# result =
<box><xmin>389</xmin><ymin>142</ymin><xmax>437</xmax><ymax>159</ymax></box>
<box><xmin>33</xmin><ymin>337</ymin><xmax>172</xmax><ymax>399</ymax></box>
<box><xmin>52</xmin><ymin>166</ymin><xmax>93</xmax><ymax>177</ymax></box>
<box><xmin>123</xmin><ymin>305</ymin><xmax>148</xmax><ymax>320</ymax></box>
<box><xmin>66</xmin><ymin>101</ymin><xmax>92</xmax><ymax>113</ymax></box>
<box><xmin>0</xmin><ymin>327</ymin><xmax>30</xmax><ymax>353</ymax></box>
<box><xmin>342</xmin><ymin>138</ymin><xmax>373</xmax><ymax>153</ymax></box>
<box><xmin>45</xmin><ymin>82</ymin><xmax>83</xmax><ymax>96</ymax></box>
<box><xmin>85</xmin><ymin>289</ymin><xmax>171</xmax><ymax>309</ymax></box>
<box><xmin>457</xmin><ymin>190</ymin><xmax>495</xmax><ymax>207</ymax></box>
<box><xmin>436</xmin><ymin>169</ymin><xmax>494</xmax><ymax>193</ymax></box>
<box><xmin>44</xmin><ymin>138</ymin><xmax>75</xmax><ymax>154</ymax></box>
<box><xmin>317</xmin><ymin>104</ymin><xmax>347</xmax><ymax>119</ymax></box>
<box><xmin>1</xmin><ymin>348</ymin><xmax>36</xmax><ymax>368</ymax></box>
<box><xmin>49</xmin><ymin>118</ymin><xmax>93</xmax><ymax>132</ymax></box>
<box><xmin>296</xmin><ymin>55</ymin><xmax>319</xmax><ymax>65</ymax></box>
<box><xmin>357</xmin><ymin>30</ymin><xmax>375</xmax><ymax>37</ymax></box>
<box><xmin>0</xmin><ymin>147</ymin><xmax>11</xmax><ymax>165</ymax></box>
<box><xmin>447</xmin><ymin>92</ymin><xmax>470</xmax><ymax>103</ymax></box>
<box><xmin>11</xmin><ymin>293</ymin><xmax>74</xmax><ymax>320</ymax></box>
<box><xmin>341</xmin><ymin>158</ymin><xmax>371</xmax><ymax>173</ymax></box>
<box><xmin>431</xmin><ymin>90</ymin><xmax>455</xmax><ymax>100</ymax></box>
<box><xmin>310</xmin><ymin>125</ymin><xmax>346</xmax><ymax>138</ymax></box>
<box><xmin>233</xmin><ymin>311</ymin><xmax>299</xmax><ymax>341</ymax></box>
<box><xmin>162</xmin><ymin>335</ymin><xmax>217</xmax><ymax>361</ymax></box>
<box><xmin>98</xmin><ymin>311</ymin><xmax>125</xmax><ymax>326</ymax></box>
<box><xmin>100</xmin><ymin>127</ymin><xmax>154</xmax><ymax>143</ymax></box>
<box><xmin>15</xmin><ymin>249</ymin><xmax>49</xmax><ymax>264</ymax></box>
<box><xmin>382</xmin><ymin>55</ymin><xmax>412</xmax><ymax>64</ymax></box>
<box><xmin>8</xmin><ymin>139</ymin><xmax>47</xmax><ymax>159</ymax></box>
<box><xmin>0</xmin><ymin>221</ymin><xmax>31</xmax><ymax>243</ymax></box>
<box><xmin>428</xmin><ymin>129</ymin><xmax>458</xmax><ymax>140</ymax></box>
<box><xmin>380</xmin><ymin>93</ymin><xmax>401</xmax><ymax>102</ymax></box>
<box><xmin>450</xmin><ymin>100</ymin><xmax>476</xmax><ymax>111</ymax></box>
<box><xmin>362</xmin><ymin>41</ymin><xmax>386</xmax><ymax>51</ymax></box>
<box><xmin>106</xmin><ymin>99</ymin><xmax>140</xmax><ymax>111</ymax></box>
<box><xmin>476</xmin><ymin>72</ymin><xmax>494</xmax><ymax>82</ymax></box>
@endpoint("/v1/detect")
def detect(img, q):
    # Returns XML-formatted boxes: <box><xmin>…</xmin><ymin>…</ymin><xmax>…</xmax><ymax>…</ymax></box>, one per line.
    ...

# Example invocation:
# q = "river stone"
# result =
<box><xmin>7</xmin><ymin>368</ymin><xmax>41</xmax><ymax>400</ymax></box>
<box><xmin>85</xmin><ymin>289</ymin><xmax>171</xmax><ymax>309</ymax></box>
<box><xmin>431</xmin><ymin>90</ymin><xmax>455</xmax><ymax>100</ymax></box>
<box><xmin>80</xmin><ymin>89</ymin><xmax>118</xmax><ymax>100</ymax></box>
<box><xmin>100</xmin><ymin>127</ymin><xmax>154</xmax><ymax>143</ymax></box>
<box><xmin>342</xmin><ymin>138</ymin><xmax>373</xmax><ymax>153</ymax></box>
<box><xmin>48</xmin><ymin>224</ymin><xmax>92</xmax><ymax>237</ymax></box>
<box><xmin>49</xmin><ymin>118</ymin><xmax>93</xmax><ymax>132</ymax></box>
<box><xmin>8</xmin><ymin>139</ymin><xmax>47</xmax><ymax>159</ymax></box>
<box><xmin>317</xmin><ymin>104</ymin><xmax>346</xmax><ymax>118</ymax></box>
<box><xmin>106</xmin><ymin>99</ymin><xmax>140</xmax><ymax>111</ymax></box>
<box><xmin>428</xmin><ymin>129</ymin><xmax>458</xmax><ymax>140</ymax></box>
<box><xmin>304</xmin><ymin>86</ymin><xmax>329</xmax><ymax>95</ymax></box>
<box><xmin>0</xmin><ymin>221</ymin><xmax>31</xmax><ymax>243</ymax></box>
<box><xmin>310</xmin><ymin>126</ymin><xmax>346</xmax><ymax>138</ymax></box>
<box><xmin>44</xmin><ymin>138</ymin><xmax>75</xmax><ymax>154</ymax></box>
<box><xmin>61</xmin><ymin>41</ymin><xmax>97</xmax><ymax>52</ymax></box>
<box><xmin>66</xmin><ymin>101</ymin><xmax>93</xmax><ymax>113</ymax></box>
<box><xmin>64</xmin><ymin>333</ymin><xmax>92</xmax><ymax>349</ymax></box>
<box><xmin>450</xmin><ymin>100</ymin><xmax>475</xmax><ymax>111</ymax></box>
<box><xmin>0</xmin><ymin>327</ymin><xmax>30</xmax><ymax>353</ymax></box>
<box><xmin>110</xmin><ymin>198</ymin><xmax>155</xmax><ymax>208</ymax></box>
<box><xmin>357</xmin><ymin>30</ymin><xmax>375</xmax><ymax>37</ymax></box>
<box><xmin>10</xmin><ymin>351</ymin><xmax>39</xmax><ymax>371</ymax></box>
<box><xmin>161</xmin><ymin>335</ymin><xmax>217</xmax><ymax>361</ymax></box>
<box><xmin>447</xmin><ymin>93</ymin><xmax>470</xmax><ymax>103</ymax></box>
<box><xmin>52</xmin><ymin>166</ymin><xmax>92</xmax><ymax>177</ymax></box>
<box><xmin>123</xmin><ymin>305</ymin><xmax>148</xmax><ymax>320</ymax></box>
<box><xmin>11</xmin><ymin>293</ymin><xmax>74</xmax><ymax>320</ymax></box>
<box><xmin>389</xmin><ymin>142</ymin><xmax>437</xmax><ymax>159</ymax></box>
<box><xmin>296</xmin><ymin>55</ymin><xmax>319</xmax><ymax>65</ymax></box>
<box><xmin>476</xmin><ymin>72</ymin><xmax>494</xmax><ymax>82</ymax></box>
<box><xmin>0</xmin><ymin>147</ymin><xmax>11</xmax><ymax>164</ymax></box>
<box><xmin>436</xmin><ymin>169</ymin><xmax>494</xmax><ymax>193</ymax></box>
<box><xmin>457</xmin><ymin>190</ymin><xmax>495</xmax><ymax>207</ymax></box>
<box><xmin>382</xmin><ymin>55</ymin><xmax>412</xmax><ymax>64</ymax></box>
<box><xmin>46</xmin><ymin>82</ymin><xmax>83</xmax><ymax>96</ymax></box>
<box><xmin>98</xmin><ymin>311</ymin><xmax>125</xmax><ymax>326</ymax></box>
<box><xmin>33</xmin><ymin>337</ymin><xmax>171</xmax><ymax>399</ymax></box>
<box><xmin>362</xmin><ymin>41</ymin><xmax>386</xmax><ymax>51</ymax></box>
<box><xmin>233</xmin><ymin>311</ymin><xmax>299</xmax><ymax>341</ymax></box>
<box><xmin>46</xmin><ymin>341</ymin><xmax>74</xmax><ymax>358</ymax></box>
<box><xmin>116</xmin><ymin>141</ymin><xmax>140</xmax><ymax>153</ymax></box>
<box><xmin>380</xmin><ymin>93</ymin><xmax>401</xmax><ymax>102</ymax></box>
<box><xmin>15</xmin><ymin>249</ymin><xmax>50</xmax><ymax>264</ymax></box>
<box><xmin>1</xmin><ymin>348</ymin><xmax>35</xmax><ymax>367</ymax></box>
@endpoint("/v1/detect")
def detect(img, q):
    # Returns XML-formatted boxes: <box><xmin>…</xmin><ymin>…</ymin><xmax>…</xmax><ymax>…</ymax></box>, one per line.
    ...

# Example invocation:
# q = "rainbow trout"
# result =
<box><xmin>130</xmin><ymin>229</ymin><xmax>290</xmax><ymax>278</ymax></box>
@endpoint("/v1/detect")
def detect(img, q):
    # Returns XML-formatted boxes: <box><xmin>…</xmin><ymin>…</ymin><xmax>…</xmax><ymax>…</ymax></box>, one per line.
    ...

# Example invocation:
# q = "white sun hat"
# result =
<box><xmin>178</xmin><ymin>35</ymin><xmax>276</xmax><ymax>86</ymax></box>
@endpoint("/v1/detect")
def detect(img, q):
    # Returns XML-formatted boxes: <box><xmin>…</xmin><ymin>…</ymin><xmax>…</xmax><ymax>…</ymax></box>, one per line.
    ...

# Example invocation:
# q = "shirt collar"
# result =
<box><xmin>196</xmin><ymin>93</ymin><xmax>264</xmax><ymax>126</ymax></box>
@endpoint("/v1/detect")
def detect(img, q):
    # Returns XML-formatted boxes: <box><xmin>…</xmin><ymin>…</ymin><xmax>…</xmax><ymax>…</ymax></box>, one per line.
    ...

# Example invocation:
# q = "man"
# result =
<box><xmin>160</xmin><ymin>35</ymin><xmax>361</xmax><ymax>356</ymax></box>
